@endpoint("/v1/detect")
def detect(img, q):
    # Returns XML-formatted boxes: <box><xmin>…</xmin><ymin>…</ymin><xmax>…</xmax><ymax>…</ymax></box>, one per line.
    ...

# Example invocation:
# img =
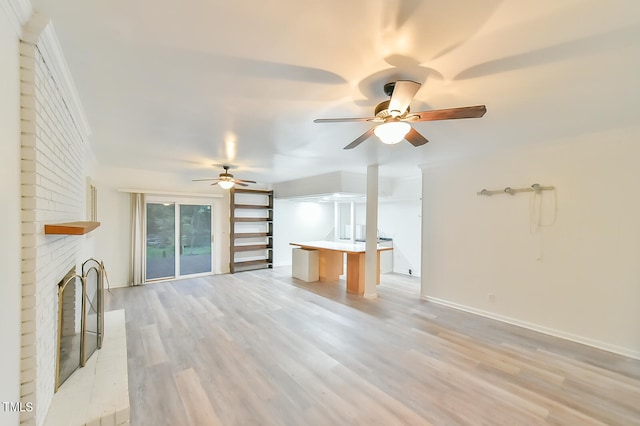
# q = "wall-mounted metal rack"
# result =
<box><xmin>477</xmin><ymin>184</ymin><xmax>555</xmax><ymax>196</ymax></box>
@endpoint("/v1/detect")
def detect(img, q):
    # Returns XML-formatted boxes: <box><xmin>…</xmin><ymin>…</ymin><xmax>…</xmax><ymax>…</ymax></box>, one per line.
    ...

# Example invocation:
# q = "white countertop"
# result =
<box><xmin>290</xmin><ymin>240</ymin><xmax>393</xmax><ymax>253</ymax></box>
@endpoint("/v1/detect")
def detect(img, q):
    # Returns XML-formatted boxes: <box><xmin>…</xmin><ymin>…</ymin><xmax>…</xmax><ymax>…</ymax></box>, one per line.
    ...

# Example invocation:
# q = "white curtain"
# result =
<box><xmin>129</xmin><ymin>193</ymin><xmax>145</xmax><ymax>285</ymax></box>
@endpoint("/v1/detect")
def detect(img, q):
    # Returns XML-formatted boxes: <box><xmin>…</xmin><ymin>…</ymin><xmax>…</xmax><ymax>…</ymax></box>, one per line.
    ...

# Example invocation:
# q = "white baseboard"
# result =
<box><xmin>107</xmin><ymin>282</ymin><xmax>129</xmax><ymax>289</ymax></box>
<box><xmin>391</xmin><ymin>270</ymin><xmax>420</xmax><ymax>278</ymax></box>
<box><xmin>422</xmin><ymin>295</ymin><xmax>640</xmax><ymax>360</ymax></box>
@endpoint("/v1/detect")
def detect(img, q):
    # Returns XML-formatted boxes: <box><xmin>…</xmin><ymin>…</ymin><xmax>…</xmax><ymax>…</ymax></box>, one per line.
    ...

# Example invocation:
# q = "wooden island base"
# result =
<box><xmin>290</xmin><ymin>241</ymin><xmax>392</xmax><ymax>295</ymax></box>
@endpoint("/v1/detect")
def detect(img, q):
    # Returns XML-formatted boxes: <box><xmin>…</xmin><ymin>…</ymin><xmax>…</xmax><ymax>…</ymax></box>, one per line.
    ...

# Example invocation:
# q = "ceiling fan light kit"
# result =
<box><xmin>192</xmin><ymin>165</ymin><xmax>256</xmax><ymax>190</ymax></box>
<box><xmin>314</xmin><ymin>80</ymin><xmax>486</xmax><ymax>149</ymax></box>
<box><xmin>218</xmin><ymin>180</ymin><xmax>235</xmax><ymax>189</ymax></box>
<box><xmin>374</xmin><ymin>121</ymin><xmax>411</xmax><ymax>144</ymax></box>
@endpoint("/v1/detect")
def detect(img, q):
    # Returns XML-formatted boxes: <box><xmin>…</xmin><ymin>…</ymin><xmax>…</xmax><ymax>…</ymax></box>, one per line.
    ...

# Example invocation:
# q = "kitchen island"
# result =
<box><xmin>289</xmin><ymin>240</ymin><xmax>393</xmax><ymax>295</ymax></box>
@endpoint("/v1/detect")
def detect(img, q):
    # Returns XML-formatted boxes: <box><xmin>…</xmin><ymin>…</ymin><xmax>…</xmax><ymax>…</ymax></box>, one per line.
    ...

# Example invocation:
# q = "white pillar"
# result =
<box><xmin>364</xmin><ymin>164</ymin><xmax>379</xmax><ymax>298</ymax></box>
<box><xmin>419</xmin><ymin>164</ymin><xmax>429</xmax><ymax>299</ymax></box>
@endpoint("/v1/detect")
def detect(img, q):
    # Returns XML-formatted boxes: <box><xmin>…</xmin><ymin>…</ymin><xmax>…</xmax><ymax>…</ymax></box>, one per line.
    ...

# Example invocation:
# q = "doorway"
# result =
<box><xmin>145</xmin><ymin>201</ymin><xmax>213</xmax><ymax>281</ymax></box>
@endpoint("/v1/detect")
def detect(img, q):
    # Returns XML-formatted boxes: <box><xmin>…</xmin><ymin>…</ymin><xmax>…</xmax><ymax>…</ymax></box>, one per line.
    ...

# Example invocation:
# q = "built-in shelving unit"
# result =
<box><xmin>44</xmin><ymin>221</ymin><xmax>101</xmax><ymax>235</ymax></box>
<box><xmin>229</xmin><ymin>188</ymin><xmax>273</xmax><ymax>273</ymax></box>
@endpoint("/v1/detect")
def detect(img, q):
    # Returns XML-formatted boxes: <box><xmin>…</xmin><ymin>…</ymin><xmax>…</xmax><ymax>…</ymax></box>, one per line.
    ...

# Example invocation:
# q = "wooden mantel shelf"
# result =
<box><xmin>44</xmin><ymin>221</ymin><xmax>100</xmax><ymax>235</ymax></box>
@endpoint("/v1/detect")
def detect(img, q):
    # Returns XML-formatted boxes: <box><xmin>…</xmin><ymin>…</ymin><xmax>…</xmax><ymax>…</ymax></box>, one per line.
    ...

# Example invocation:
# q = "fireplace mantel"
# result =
<box><xmin>44</xmin><ymin>221</ymin><xmax>100</xmax><ymax>235</ymax></box>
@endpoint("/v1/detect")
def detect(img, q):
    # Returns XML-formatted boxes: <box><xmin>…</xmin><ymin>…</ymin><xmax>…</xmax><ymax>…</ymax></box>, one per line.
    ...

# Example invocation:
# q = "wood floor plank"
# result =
<box><xmin>139</xmin><ymin>324</ymin><xmax>168</xmax><ymax>367</ymax></box>
<box><xmin>146</xmin><ymin>290</ymin><xmax>172</xmax><ymax>331</ymax></box>
<box><xmin>174</xmin><ymin>368</ymin><xmax>222</xmax><ymax>426</ymax></box>
<box><xmin>107</xmin><ymin>267</ymin><xmax>640</xmax><ymax>425</ymax></box>
<box><xmin>131</xmin><ymin>362</ymin><xmax>187</xmax><ymax>426</ymax></box>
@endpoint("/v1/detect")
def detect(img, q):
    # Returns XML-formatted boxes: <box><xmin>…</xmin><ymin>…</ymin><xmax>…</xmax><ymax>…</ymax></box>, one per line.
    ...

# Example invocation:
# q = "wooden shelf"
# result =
<box><xmin>234</xmin><ymin>217</ymin><xmax>271</xmax><ymax>222</ymax></box>
<box><xmin>233</xmin><ymin>244</ymin><xmax>271</xmax><ymax>252</ymax></box>
<box><xmin>45</xmin><ymin>221</ymin><xmax>100</xmax><ymax>235</ymax></box>
<box><xmin>230</xmin><ymin>188</ymin><xmax>274</xmax><ymax>273</ymax></box>
<box><xmin>233</xmin><ymin>188</ymin><xmax>272</xmax><ymax>194</ymax></box>
<box><xmin>233</xmin><ymin>232</ymin><xmax>270</xmax><ymax>239</ymax></box>
<box><xmin>234</xmin><ymin>204</ymin><xmax>271</xmax><ymax>209</ymax></box>
<box><xmin>232</xmin><ymin>259</ymin><xmax>272</xmax><ymax>269</ymax></box>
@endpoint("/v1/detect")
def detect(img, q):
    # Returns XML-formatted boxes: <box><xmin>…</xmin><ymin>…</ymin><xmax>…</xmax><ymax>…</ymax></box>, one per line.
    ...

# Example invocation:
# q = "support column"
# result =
<box><xmin>364</xmin><ymin>164</ymin><xmax>379</xmax><ymax>298</ymax></box>
<box><xmin>419</xmin><ymin>164</ymin><xmax>429</xmax><ymax>299</ymax></box>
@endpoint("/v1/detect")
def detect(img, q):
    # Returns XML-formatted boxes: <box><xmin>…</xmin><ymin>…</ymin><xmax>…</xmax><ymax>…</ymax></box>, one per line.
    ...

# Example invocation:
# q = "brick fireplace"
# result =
<box><xmin>19</xmin><ymin>13</ymin><xmax>93</xmax><ymax>426</ymax></box>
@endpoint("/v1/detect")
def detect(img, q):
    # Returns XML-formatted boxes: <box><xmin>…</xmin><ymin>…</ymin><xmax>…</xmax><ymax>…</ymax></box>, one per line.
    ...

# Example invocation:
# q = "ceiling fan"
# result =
<box><xmin>314</xmin><ymin>80</ymin><xmax>486</xmax><ymax>149</ymax></box>
<box><xmin>192</xmin><ymin>165</ymin><xmax>256</xmax><ymax>189</ymax></box>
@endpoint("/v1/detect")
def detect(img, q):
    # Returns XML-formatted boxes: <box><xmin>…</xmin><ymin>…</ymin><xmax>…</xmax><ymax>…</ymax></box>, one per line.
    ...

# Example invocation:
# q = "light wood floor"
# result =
<box><xmin>106</xmin><ymin>267</ymin><xmax>640</xmax><ymax>425</ymax></box>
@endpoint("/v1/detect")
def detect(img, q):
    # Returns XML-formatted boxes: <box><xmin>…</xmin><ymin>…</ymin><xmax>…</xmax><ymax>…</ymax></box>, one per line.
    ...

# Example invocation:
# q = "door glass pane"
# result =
<box><xmin>146</xmin><ymin>203</ymin><xmax>176</xmax><ymax>280</ymax></box>
<box><xmin>180</xmin><ymin>204</ymin><xmax>212</xmax><ymax>275</ymax></box>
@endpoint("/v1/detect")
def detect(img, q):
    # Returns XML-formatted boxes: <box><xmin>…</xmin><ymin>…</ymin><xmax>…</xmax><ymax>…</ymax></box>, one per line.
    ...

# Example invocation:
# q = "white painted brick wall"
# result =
<box><xmin>20</xmin><ymin>40</ymin><xmax>88</xmax><ymax>426</ymax></box>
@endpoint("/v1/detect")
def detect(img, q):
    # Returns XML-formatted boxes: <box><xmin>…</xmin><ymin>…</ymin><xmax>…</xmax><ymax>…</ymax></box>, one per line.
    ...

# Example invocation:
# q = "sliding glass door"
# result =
<box><xmin>179</xmin><ymin>204</ymin><xmax>212</xmax><ymax>275</ymax></box>
<box><xmin>146</xmin><ymin>201</ymin><xmax>212</xmax><ymax>281</ymax></box>
<box><xmin>146</xmin><ymin>203</ymin><xmax>176</xmax><ymax>280</ymax></box>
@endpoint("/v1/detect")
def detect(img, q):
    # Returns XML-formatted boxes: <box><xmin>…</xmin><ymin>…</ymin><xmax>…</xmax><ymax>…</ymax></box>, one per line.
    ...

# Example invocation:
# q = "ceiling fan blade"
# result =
<box><xmin>405</xmin><ymin>127</ymin><xmax>429</xmax><ymax>147</ymax></box>
<box><xmin>410</xmin><ymin>105</ymin><xmax>486</xmax><ymax>122</ymax></box>
<box><xmin>210</xmin><ymin>182</ymin><xmax>220</xmax><ymax>186</ymax></box>
<box><xmin>388</xmin><ymin>80</ymin><xmax>421</xmax><ymax>117</ymax></box>
<box><xmin>192</xmin><ymin>178</ymin><xmax>220</xmax><ymax>182</ymax></box>
<box><xmin>343</xmin><ymin>127</ymin><xmax>375</xmax><ymax>150</ymax></box>
<box><xmin>314</xmin><ymin>117</ymin><xmax>376</xmax><ymax>123</ymax></box>
<box><xmin>235</xmin><ymin>182</ymin><xmax>249</xmax><ymax>187</ymax></box>
<box><xmin>235</xmin><ymin>179</ymin><xmax>257</xmax><ymax>184</ymax></box>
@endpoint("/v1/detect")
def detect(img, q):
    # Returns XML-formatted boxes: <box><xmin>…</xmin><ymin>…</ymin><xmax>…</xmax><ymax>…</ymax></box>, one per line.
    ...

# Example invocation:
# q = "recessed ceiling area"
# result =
<box><xmin>29</xmin><ymin>0</ymin><xmax>640</xmax><ymax>185</ymax></box>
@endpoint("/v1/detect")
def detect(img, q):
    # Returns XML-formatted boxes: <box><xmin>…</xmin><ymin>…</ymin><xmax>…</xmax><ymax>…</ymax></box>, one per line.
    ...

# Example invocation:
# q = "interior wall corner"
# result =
<box><xmin>1</xmin><ymin>0</ymin><xmax>33</xmax><ymax>36</ymax></box>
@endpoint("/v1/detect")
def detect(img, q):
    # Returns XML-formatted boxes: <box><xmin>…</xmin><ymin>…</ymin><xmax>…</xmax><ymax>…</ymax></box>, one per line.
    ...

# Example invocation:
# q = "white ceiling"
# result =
<box><xmin>30</xmin><ymin>0</ymin><xmax>640</xmax><ymax>184</ymax></box>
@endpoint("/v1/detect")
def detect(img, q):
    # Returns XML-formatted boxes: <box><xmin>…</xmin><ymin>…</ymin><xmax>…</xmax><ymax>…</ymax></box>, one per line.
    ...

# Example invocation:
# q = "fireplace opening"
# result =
<box><xmin>55</xmin><ymin>259</ymin><xmax>105</xmax><ymax>392</ymax></box>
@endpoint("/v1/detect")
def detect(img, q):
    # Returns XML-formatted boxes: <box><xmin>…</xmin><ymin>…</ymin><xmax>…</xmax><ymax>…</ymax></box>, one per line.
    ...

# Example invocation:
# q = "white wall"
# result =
<box><xmin>420</xmin><ymin>128</ymin><xmax>640</xmax><ymax>358</ymax></box>
<box><xmin>94</xmin><ymin>187</ymin><xmax>131</xmax><ymax>287</ymax></box>
<box><xmin>379</xmin><ymin>176</ymin><xmax>422</xmax><ymax>276</ymax></box>
<box><xmin>272</xmin><ymin>199</ymin><xmax>334</xmax><ymax>266</ymax></box>
<box><xmin>0</xmin><ymin>5</ymin><xmax>23</xmax><ymax>425</ymax></box>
